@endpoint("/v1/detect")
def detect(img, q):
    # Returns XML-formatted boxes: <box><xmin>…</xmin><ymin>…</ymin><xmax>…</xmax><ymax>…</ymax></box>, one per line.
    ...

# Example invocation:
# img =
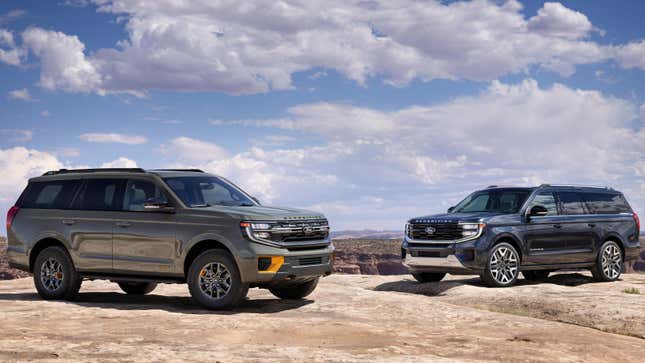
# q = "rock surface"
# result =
<box><xmin>332</xmin><ymin>238</ymin><xmax>407</xmax><ymax>274</ymax></box>
<box><xmin>0</xmin><ymin>272</ymin><xmax>644</xmax><ymax>362</ymax></box>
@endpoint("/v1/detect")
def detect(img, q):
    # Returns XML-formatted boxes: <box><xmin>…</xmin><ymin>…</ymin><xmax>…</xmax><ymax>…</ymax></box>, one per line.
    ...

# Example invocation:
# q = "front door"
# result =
<box><xmin>112</xmin><ymin>178</ymin><xmax>177</xmax><ymax>274</ymax></box>
<box><xmin>522</xmin><ymin>191</ymin><xmax>567</xmax><ymax>265</ymax></box>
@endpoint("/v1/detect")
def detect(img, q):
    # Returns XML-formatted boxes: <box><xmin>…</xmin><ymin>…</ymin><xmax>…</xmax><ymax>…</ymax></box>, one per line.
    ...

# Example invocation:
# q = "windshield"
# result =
<box><xmin>163</xmin><ymin>176</ymin><xmax>256</xmax><ymax>207</ymax></box>
<box><xmin>452</xmin><ymin>189</ymin><xmax>532</xmax><ymax>214</ymax></box>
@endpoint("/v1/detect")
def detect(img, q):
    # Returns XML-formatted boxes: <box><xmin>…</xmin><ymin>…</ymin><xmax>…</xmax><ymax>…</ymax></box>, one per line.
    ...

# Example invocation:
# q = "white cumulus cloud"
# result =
<box><xmin>100</xmin><ymin>157</ymin><xmax>138</xmax><ymax>168</ymax></box>
<box><xmin>7</xmin><ymin>88</ymin><xmax>32</xmax><ymax>101</ymax></box>
<box><xmin>79</xmin><ymin>132</ymin><xmax>147</xmax><ymax>144</ymax></box>
<box><xmin>614</xmin><ymin>40</ymin><xmax>645</xmax><ymax>71</ymax></box>
<box><xmin>0</xmin><ymin>28</ymin><xmax>23</xmax><ymax>66</ymax></box>
<box><xmin>22</xmin><ymin>27</ymin><xmax>102</xmax><ymax>93</ymax></box>
<box><xmin>527</xmin><ymin>2</ymin><xmax>594</xmax><ymax>40</ymax></box>
<box><xmin>196</xmin><ymin>78</ymin><xmax>644</xmax><ymax>229</ymax></box>
<box><xmin>5</xmin><ymin>1</ymin><xmax>643</xmax><ymax>95</ymax></box>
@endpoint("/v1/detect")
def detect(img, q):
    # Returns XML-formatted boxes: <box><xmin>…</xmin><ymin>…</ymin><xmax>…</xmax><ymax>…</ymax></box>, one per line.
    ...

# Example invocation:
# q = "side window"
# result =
<box><xmin>72</xmin><ymin>179</ymin><xmax>126</xmax><ymax>211</ymax></box>
<box><xmin>20</xmin><ymin>180</ymin><xmax>81</xmax><ymax>209</ymax></box>
<box><xmin>583</xmin><ymin>193</ymin><xmax>631</xmax><ymax>214</ymax></box>
<box><xmin>558</xmin><ymin>192</ymin><xmax>586</xmax><ymax>215</ymax></box>
<box><xmin>123</xmin><ymin>180</ymin><xmax>169</xmax><ymax>211</ymax></box>
<box><xmin>528</xmin><ymin>192</ymin><xmax>558</xmax><ymax>215</ymax></box>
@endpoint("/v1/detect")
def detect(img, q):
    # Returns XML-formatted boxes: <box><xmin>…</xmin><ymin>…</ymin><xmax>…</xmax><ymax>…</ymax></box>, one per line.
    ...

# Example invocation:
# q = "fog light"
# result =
<box><xmin>258</xmin><ymin>257</ymin><xmax>272</xmax><ymax>271</ymax></box>
<box><xmin>258</xmin><ymin>256</ymin><xmax>284</xmax><ymax>273</ymax></box>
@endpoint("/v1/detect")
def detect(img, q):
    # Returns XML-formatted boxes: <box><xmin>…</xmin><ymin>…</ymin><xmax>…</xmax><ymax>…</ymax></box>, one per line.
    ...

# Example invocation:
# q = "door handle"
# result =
<box><xmin>61</xmin><ymin>219</ymin><xmax>76</xmax><ymax>225</ymax></box>
<box><xmin>553</xmin><ymin>224</ymin><xmax>562</xmax><ymax>229</ymax></box>
<box><xmin>115</xmin><ymin>221</ymin><xmax>132</xmax><ymax>228</ymax></box>
<box><xmin>588</xmin><ymin>223</ymin><xmax>596</xmax><ymax>227</ymax></box>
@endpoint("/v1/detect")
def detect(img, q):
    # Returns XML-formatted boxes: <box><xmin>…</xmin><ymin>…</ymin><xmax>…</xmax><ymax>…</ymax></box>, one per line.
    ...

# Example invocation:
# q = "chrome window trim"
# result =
<box><xmin>527</xmin><ymin>212</ymin><xmax>633</xmax><ymax>221</ymax></box>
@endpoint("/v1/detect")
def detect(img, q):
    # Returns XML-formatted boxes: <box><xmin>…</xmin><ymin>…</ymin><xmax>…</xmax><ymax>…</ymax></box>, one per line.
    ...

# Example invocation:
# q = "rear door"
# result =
<box><xmin>67</xmin><ymin>178</ymin><xmax>127</xmax><ymax>272</ymax></box>
<box><xmin>522</xmin><ymin>190</ymin><xmax>567</xmax><ymax>264</ymax></box>
<box><xmin>582</xmin><ymin>191</ymin><xmax>632</xmax><ymax>255</ymax></box>
<box><xmin>555</xmin><ymin>191</ymin><xmax>595</xmax><ymax>262</ymax></box>
<box><xmin>17</xmin><ymin>179</ymin><xmax>81</xmax><ymax>262</ymax></box>
<box><xmin>112</xmin><ymin>178</ymin><xmax>177</xmax><ymax>274</ymax></box>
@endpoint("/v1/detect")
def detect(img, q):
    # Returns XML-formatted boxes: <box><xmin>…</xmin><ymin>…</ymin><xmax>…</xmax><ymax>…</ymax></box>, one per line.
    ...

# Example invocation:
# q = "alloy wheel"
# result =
<box><xmin>601</xmin><ymin>244</ymin><xmax>622</xmax><ymax>279</ymax></box>
<box><xmin>490</xmin><ymin>246</ymin><xmax>518</xmax><ymax>284</ymax></box>
<box><xmin>40</xmin><ymin>257</ymin><xmax>64</xmax><ymax>292</ymax></box>
<box><xmin>198</xmin><ymin>262</ymin><xmax>232</xmax><ymax>300</ymax></box>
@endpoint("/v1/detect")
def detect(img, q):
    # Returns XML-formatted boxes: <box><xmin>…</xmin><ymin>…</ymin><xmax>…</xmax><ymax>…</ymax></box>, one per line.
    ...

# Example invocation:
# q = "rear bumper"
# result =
<box><xmin>624</xmin><ymin>244</ymin><xmax>641</xmax><ymax>261</ymax></box>
<box><xmin>8</xmin><ymin>261</ymin><xmax>30</xmax><ymax>272</ymax></box>
<box><xmin>6</xmin><ymin>245</ymin><xmax>29</xmax><ymax>272</ymax></box>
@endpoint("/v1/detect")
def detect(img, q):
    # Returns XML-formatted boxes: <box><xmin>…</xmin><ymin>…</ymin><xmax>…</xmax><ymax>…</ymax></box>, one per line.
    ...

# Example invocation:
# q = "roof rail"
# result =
<box><xmin>151</xmin><ymin>169</ymin><xmax>204</xmax><ymax>173</ymax></box>
<box><xmin>42</xmin><ymin>168</ymin><xmax>145</xmax><ymax>176</ymax></box>
<box><xmin>537</xmin><ymin>183</ymin><xmax>613</xmax><ymax>190</ymax></box>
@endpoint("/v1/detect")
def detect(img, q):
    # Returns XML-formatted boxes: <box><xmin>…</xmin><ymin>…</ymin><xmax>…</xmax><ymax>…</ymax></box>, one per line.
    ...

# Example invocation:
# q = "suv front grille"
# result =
<box><xmin>250</xmin><ymin>219</ymin><xmax>330</xmax><ymax>244</ymax></box>
<box><xmin>407</xmin><ymin>222</ymin><xmax>462</xmax><ymax>240</ymax></box>
<box><xmin>299</xmin><ymin>256</ymin><xmax>323</xmax><ymax>265</ymax></box>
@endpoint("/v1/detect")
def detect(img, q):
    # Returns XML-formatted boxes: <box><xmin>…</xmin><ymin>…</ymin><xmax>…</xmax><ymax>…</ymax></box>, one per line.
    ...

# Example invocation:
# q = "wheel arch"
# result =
<box><xmin>601</xmin><ymin>233</ymin><xmax>626</xmax><ymax>260</ymax></box>
<box><xmin>183</xmin><ymin>239</ymin><xmax>235</xmax><ymax>279</ymax></box>
<box><xmin>492</xmin><ymin>233</ymin><xmax>523</xmax><ymax>261</ymax></box>
<box><xmin>29</xmin><ymin>237</ymin><xmax>68</xmax><ymax>273</ymax></box>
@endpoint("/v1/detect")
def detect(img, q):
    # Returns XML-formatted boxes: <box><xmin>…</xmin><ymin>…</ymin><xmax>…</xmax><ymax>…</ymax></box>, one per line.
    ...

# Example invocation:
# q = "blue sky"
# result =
<box><xmin>1</xmin><ymin>0</ymin><xmax>644</xmax><ymax>230</ymax></box>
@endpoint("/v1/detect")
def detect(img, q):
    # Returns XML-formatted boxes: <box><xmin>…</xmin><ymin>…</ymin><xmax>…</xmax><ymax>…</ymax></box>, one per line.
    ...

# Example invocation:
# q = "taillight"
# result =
<box><xmin>6</xmin><ymin>206</ymin><xmax>19</xmax><ymax>231</ymax></box>
<box><xmin>634</xmin><ymin>212</ymin><xmax>640</xmax><ymax>232</ymax></box>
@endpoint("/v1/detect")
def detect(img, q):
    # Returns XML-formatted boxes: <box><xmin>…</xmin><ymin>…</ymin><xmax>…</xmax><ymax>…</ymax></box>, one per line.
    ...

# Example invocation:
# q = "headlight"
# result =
<box><xmin>240</xmin><ymin>221</ymin><xmax>276</xmax><ymax>240</ymax></box>
<box><xmin>460</xmin><ymin>223</ymin><xmax>485</xmax><ymax>237</ymax></box>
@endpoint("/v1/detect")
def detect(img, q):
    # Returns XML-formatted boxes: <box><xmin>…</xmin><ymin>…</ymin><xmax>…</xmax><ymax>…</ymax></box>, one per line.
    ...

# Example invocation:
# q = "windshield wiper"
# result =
<box><xmin>238</xmin><ymin>202</ymin><xmax>255</xmax><ymax>207</ymax></box>
<box><xmin>190</xmin><ymin>203</ymin><xmax>212</xmax><ymax>208</ymax></box>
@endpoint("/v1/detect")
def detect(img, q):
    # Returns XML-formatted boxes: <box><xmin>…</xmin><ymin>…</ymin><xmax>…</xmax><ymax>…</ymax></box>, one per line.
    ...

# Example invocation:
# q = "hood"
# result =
<box><xmin>199</xmin><ymin>205</ymin><xmax>325</xmax><ymax>221</ymax></box>
<box><xmin>409</xmin><ymin>211</ymin><xmax>506</xmax><ymax>223</ymax></box>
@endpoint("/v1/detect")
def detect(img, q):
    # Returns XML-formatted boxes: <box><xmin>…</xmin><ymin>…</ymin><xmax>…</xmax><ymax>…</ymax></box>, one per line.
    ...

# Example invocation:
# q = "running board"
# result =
<box><xmin>520</xmin><ymin>262</ymin><xmax>594</xmax><ymax>271</ymax></box>
<box><xmin>81</xmin><ymin>272</ymin><xmax>185</xmax><ymax>284</ymax></box>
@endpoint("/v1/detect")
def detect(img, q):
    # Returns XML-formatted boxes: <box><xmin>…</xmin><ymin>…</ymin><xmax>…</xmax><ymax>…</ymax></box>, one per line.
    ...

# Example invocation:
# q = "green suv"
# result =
<box><xmin>6</xmin><ymin>168</ymin><xmax>333</xmax><ymax>309</ymax></box>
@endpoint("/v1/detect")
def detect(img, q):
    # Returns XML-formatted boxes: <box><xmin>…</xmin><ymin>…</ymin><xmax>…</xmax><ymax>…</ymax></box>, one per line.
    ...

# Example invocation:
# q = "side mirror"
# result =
<box><xmin>143</xmin><ymin>199</ymin><xmax>175</xmax><ymax>213</ymax></box>
<box><xmin>447</xmin><ymin>206</ymin><xmax>455</xmax><ymax>213</ymax></box>
<box><xmin>528</xmin><ymin>205</ymin><xmax>548</xmax><ymax>219</ymax></box>
<box><xmin>251</xmin><ymin>196</ymin><xmax>261</xmax><ymax>205</ymax></box>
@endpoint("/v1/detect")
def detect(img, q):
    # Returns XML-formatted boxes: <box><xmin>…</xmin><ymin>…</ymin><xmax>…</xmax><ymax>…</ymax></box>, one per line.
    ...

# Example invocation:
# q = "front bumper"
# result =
<box><xmin>237</xmin><ymin>240</ymin><xmax>334</xmax><ymax>284</ymax></box>
<box><xmin>402</xmin><ymin>235</ymin><xmax>487</xmax><ymax>274</ymax></box>
<box><xmin>403</xmin><ymin>255</ymin><xmax>463</xmax><ymax>268</ymax></box>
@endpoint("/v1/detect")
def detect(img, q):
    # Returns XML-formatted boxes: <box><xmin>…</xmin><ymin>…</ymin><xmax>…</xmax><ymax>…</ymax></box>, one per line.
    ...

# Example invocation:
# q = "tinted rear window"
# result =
<box><xmin>558</xmin><ymin>192</ymin><xmax>587</xmax><ymax>215</ymax></box>
<box><xmin>583</xmin><ymin>192</ymin><xmax>631</xmax><ymax>214</ymax></box>
<box><xmin>71</xmin><ymin>179</ymin><xmax>126</xmax><ymax>211</ymax></box>
<box><xmin>20</xmin><ymin>180</ymin><xmax>81</xmax><ymax>209</ymax></box>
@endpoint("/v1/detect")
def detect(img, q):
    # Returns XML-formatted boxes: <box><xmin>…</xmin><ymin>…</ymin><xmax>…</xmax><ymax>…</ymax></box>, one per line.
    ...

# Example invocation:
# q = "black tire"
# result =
<box><xmin>187</xmin><ymin>249</ymin><xmax>248</xmax><ymax>310</ymax></box>
<box><xmin>33</xmin><ymin>246</ymin><xmax>82</xmax><ymax>300</ymax></box>
<box><xmin>591</xmin><ymin>240</ymin><xmax>623</xmax><ymax>282</ymax></box>
<box><xmin>118</xmin><ymin>282</ymin><xmax>157</xmax><ymax>295</ymax></box>
<box><xmin>269</xmin><ymin>278</ymin><xmax>319</xmax><ymax>299</ymax></box>
<box><xmin>412</xmin><ymin>272</ymin><xmax>446</xmax><ymax>283</ymax></box>
<box><xmin>481</xmin><ymin>242</ymin><xmax>520</xmax><ymax>287</ymax></box>
<box><xmin>522</xmin><ymin>270</ymin><xmax>550</xmax><ymax>281</ymax></box>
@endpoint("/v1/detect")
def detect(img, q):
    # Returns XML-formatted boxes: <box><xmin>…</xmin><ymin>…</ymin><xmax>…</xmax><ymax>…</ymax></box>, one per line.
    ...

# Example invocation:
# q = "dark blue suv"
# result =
<box><xmin>402</xmin><ymin>185</ymin><xmax>640</xmax><ymax>287</ymax></box>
